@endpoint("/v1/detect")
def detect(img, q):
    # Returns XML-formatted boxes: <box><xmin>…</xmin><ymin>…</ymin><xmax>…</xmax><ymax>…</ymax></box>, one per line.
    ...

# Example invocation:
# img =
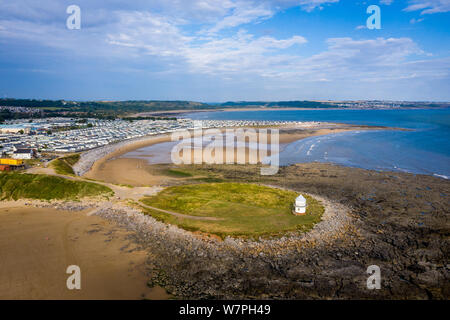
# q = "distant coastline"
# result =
<box><xmin>134</xmin><ymin>105</ymin><xmax>450</xmax><ymax>118</ymax></box>
<box><xmin>2</xmin><ymin>98</ymin><xmax>449</xmax><ymax>122</ymax></box>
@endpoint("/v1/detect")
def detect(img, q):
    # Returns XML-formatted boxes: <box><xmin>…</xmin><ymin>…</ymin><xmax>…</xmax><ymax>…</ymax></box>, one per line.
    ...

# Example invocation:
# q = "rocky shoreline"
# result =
<box><xmin>90</xmin><ymin>193</ymin><xmax>353</xmax><ymax>299</ymax></box>
<box><xmin>92</xmin><ymin>163</ymin><xmax>449</xmax><ymax>299</ymax></box>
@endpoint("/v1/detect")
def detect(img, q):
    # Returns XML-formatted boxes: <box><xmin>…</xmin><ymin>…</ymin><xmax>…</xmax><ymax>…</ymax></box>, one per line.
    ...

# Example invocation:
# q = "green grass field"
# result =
<box><xmin>51</xmin><ymin>154</ymin><xmax>80</xmax><ymax>175</ymax></box>
<box><xmin>0</xmin><ymin>172</ymin><xmax>112</xmax><ymax>200</ymax></box>
<box><xmin>141</xmin><ymin>183</ymin><xmax>324</xmax><ymax>239</ymax></box>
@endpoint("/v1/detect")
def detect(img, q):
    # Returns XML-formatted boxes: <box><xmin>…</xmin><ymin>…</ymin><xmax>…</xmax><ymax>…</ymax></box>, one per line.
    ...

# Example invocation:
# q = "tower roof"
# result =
<box><xmin>295</xmin><ymin>195</ymin><xmax>306</xmax><ymax>206</ymax></box>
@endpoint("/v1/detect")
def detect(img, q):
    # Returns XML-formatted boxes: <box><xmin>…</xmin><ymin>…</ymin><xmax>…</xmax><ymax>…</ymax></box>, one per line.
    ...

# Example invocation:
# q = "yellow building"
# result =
<box><xmin>0</xmin><ymin>158</ymin><xmax>23</xmax><ymax>166</ymax></box>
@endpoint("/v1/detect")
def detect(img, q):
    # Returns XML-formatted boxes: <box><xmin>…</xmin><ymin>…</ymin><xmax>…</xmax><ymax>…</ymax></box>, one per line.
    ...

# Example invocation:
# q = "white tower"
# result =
<box><xmin>294</xmin><ymin>195</ymin><xmax>307</xmax><ymax>215</ymax></box>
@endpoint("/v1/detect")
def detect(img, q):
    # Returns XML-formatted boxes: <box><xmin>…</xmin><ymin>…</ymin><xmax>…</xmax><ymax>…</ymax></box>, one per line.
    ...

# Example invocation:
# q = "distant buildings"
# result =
<box><xmin>0</xmin><ymin>124</ymin><xmax>31</xmax><ymax>134</ymax></box>
<box><xmin>0</xmin><ymin>118</ymin><xmax>314</xmax><ymax>158</ymax></box>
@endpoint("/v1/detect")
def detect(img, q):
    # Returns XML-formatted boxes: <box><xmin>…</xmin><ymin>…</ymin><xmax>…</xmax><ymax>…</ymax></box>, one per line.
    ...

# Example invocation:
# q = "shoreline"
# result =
<box><xmin>133</xmin><ymin>106</ymin><xmax>450</xmax><ymax>118</ymax></box>
<box><xmin>73</xmin><ymin>134</ymin><xmax>171</xmax><ymax>176</ymax></box>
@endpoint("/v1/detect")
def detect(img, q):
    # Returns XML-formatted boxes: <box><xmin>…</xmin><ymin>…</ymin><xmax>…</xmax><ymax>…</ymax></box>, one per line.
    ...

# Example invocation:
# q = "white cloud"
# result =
<box><xmin>236</xmin><ymin>37</ymin><xmax>446</xmax><ymax>85</ymax></box>
<box><xmin>206</xmin><ymin>3</ymin><xmax>274</xmax><ymax>33</ymax></box>
<box><xmin>404</xmin><ymin>0</ymin><xmax>450</xmax><ymax>14</ymax></box>
<box><xmin>410</xmin><ymin>17</ymin><xmax>425</xmax><ymax>23</ymax></box>
<box><xmin>183</xmin><ymin>32</ymin><xmax>308</xmax><ymax>75</ymax></box>
<box><xmin>298</xmin><ymin>0</ymin><xmax>339</xmax><ymax>12</ymax></box>
<box><xmin>106</xmin><ymin>11</ymin><xmax>192</xmax><ymax>57</ymax></box>
<box><xmin>105</xmin><ymin>16</ymin><xmax>308</xmax><ymax>75</ymax></box>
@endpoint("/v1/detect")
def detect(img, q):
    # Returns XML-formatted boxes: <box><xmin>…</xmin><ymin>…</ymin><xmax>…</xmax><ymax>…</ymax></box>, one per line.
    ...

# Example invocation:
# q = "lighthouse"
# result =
<box><xmin>293</xmin><ymin>195</ymin><xmax>307</xmax><ymax>215</ymax></box>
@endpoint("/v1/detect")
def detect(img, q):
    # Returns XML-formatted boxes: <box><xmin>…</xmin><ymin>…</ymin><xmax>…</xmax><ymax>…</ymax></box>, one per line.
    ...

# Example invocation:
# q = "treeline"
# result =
<box><xmin>0</xmin><ymin>99</ymin><xmax>338</xmax><ymax>122</ymax></box>
<box><xmin>0</xmin><ymin>109</ymin><xmax>116</xmax><ymax>122</ymax></box>
<box><xmin>2</xmin><ymin>99</ymin><xmax>449</xmax><ymax>120</ymax></box>
<box><xmin>0</xmin><ymin>99</ymin><xmax>226</xmax><ymax>120</ymax></box>
<box><xmin>0</xmin><ymin>99</ymin><xmax>217</xmax><ymax>113</ymax></box>
<box><xmin>0</xmin><ymin>109</ymin><xmax>25</xmax><ymax>122</ymax></box>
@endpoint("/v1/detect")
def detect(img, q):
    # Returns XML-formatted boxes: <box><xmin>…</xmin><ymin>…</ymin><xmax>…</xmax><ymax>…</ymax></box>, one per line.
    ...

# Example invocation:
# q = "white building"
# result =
<box><xmin>0</xmin><ymin>125</ymin><xmax>30</xmax><ymax>134</ymax></box>
<box><xmin>12</xmin><ymin>148</ymin><xmax>34</xmax><ymax>160</ymax></box>
<box><xmin>294</xmin><ymin>195</ymin><xmax>307</xmax><ymax>215</ymax></box>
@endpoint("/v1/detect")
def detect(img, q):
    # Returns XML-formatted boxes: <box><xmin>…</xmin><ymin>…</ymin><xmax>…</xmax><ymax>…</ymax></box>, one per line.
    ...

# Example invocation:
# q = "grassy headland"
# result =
<box><xmin>141</xmin><ymin>182</ymin><xmax>324</xmax><ymax>239</ymax></box>
<box><xmin>0</xmin><ymin>172</ymin><xmax>112</xmax><ymax>200</ymax></box>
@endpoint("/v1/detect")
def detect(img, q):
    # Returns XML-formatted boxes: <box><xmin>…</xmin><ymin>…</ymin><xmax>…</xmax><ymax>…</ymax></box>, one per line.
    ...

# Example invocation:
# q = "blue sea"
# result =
<box><xmin>185</xmin><ymin>109</ymin><xmax>450</xmax><ymax>179</ymax></box>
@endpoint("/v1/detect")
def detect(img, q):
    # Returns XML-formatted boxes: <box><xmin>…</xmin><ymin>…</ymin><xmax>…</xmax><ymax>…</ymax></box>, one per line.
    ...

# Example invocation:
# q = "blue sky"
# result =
<box><xmin>0</xmin><ymin>0</ymin><xmax>449</xmax><ymax>101</ymax></box>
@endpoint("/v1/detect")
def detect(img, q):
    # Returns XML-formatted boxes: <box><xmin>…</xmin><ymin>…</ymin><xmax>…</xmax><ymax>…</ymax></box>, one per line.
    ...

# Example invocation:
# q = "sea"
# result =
<box><xmin>184</xmin><ymin>108</ymin><xmax>450</xmax><ymax>179</ymax></box>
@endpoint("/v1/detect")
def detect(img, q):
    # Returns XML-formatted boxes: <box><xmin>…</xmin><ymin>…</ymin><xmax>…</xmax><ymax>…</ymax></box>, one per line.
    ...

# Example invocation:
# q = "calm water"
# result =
<box><xmin>185</xmin><ymin>109</ymin><xmax>450</xmax><ymax>178</ymax></box>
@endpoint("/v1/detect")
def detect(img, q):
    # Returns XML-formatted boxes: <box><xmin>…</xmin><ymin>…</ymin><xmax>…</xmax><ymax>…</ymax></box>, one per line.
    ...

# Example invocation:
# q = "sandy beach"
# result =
<box><xmin>0</xmin><ymin>205</ymin><xmax>170</xmax><ymax>300</ymax></box>
<box><xmin>84</xmin><ymin>124</ymin><xmax>391</xmax><ymax>187</ymax></box>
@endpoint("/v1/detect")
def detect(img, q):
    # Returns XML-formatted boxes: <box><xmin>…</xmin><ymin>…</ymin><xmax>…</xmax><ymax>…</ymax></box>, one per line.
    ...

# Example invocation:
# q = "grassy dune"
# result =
<box><xmin>51</xmin><ymin>154</ymin><xmax>80</xmax><ymax>175</ymax></box>
<box><xmin>0</xmin><ymin>172</ymin><xmax>112</xmax><ymax>200</ymax></box>
<box><xmin>141</xmin><ymin>183</ymin><xmax>324</xmax><ymax>239</ymax></box>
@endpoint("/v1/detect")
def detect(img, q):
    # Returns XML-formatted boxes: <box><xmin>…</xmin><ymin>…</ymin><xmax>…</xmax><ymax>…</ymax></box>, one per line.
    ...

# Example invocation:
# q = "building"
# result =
<box><xmin>0</xmin><ymin>158</ymin><xmax>23</xmax><ymax>166</ymax></box>
<box><xmin>12</xmin><ymin>148</ymin><xmax>34</xmax><ymax>160</ymax></box>
<box><xmin>293</xmin><ymin>195</ymin><xmax>307</xmax><ymax>215</ymax></box>
<box><xmin>0</xmin><ymin>125</ymin><xmax>31</xmax><ymax>134</ymax></box>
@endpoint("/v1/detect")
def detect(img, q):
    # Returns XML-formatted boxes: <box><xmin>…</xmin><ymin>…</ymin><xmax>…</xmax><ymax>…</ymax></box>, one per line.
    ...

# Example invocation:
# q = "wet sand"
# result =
<box><xmin>0</xmin><ymin>206</ymin><xmax>170</xmax><ymax>300</ymax></box>
<box><xmin>85</xmin><ymin>125</ymin><xmax>386</xmax><ymax>187</ymax></box>
<box><xmin>279</xmin><ymin>127</ymin><xmax>371</xmax><ymax>144</ymax></box>
<box><xmin>83</xmin><ymin>135</ymin><xmax>171</xmax><ymax>180</ymax></box>
<box><xmin>86</xmin><ymin>158</ymin><xmax>172</xmax><ymax>187</ymax></box>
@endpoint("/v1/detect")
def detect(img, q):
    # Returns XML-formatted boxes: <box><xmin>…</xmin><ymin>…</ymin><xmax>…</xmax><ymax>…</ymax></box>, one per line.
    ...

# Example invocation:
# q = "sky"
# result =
<box><xmin>0</xmin><ymin>0</ymin><xmax>449</xmax><ymax>102</ymax></box>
